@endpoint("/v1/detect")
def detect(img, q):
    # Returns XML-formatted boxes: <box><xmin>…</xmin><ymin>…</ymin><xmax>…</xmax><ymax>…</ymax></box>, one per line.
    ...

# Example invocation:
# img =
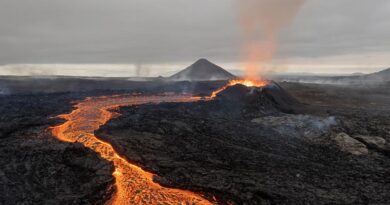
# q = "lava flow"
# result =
<box><xmin>51</xmin><ymin>95</ymin><xmax>212</xmax><ymax>205</ymax></box>
<box><xmin>51</xmin><ymin>80</ymin><xmax>268</xmax><ymax>204</ymax></box>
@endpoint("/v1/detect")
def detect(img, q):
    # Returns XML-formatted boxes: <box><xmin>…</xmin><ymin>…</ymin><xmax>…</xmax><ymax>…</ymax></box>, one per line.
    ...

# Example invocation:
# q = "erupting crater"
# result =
<box><xmin>211</xmin><ymin>79</ymin><xmax>269</xmax><ymax>98</ymax></box>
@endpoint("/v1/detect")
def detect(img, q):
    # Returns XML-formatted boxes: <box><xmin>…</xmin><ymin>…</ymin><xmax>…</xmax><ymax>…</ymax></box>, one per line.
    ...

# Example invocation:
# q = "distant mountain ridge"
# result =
<box><xmin>169</xmin><ymin>59</ymin><xmax>236</xmax><ymax>81</ymax></box>
<box><xmin>273</xmin><ymin>68</ymin><xmax>390</xmax><ymax>85</ymax></box>
<box><xmin>367</xmin><ymin>68</ymin><xmax>390</xmax><ymax>79</ymax></box>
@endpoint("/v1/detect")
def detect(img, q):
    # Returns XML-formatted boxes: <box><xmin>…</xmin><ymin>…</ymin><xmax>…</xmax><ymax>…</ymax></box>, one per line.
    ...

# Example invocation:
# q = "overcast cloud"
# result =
<box><xmin>0</xmin><ymin>0</ymin><xmax>390</xmax><ymax>75</ymax></box>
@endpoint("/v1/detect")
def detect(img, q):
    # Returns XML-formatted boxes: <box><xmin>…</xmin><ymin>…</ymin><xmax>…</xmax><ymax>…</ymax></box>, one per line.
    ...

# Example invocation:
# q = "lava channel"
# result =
<box><xmin>51</xmin><ymin>94</ymin><xmax>213</xmax><ymax>205</ymax></box>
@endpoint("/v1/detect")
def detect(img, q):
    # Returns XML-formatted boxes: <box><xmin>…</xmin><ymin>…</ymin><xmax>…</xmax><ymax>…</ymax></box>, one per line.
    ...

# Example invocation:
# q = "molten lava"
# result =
<box><xmin>51</xmin><ymin>95</ymin><xmax>212</xmax><ymax>205</ymax></box>
<box><xmin>211</xmin><ymin>79</ymin><xmax>269</xmax><ymax>98</ymax></box>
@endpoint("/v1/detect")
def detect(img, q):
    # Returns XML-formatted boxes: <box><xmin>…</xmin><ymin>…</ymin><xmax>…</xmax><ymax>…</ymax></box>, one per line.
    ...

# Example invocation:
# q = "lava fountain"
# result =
<box><xmin>236</xmin><ymin>0</ymin><xmax>306</xmax><ymax>79</ymax></box>
<box><xmin>210</xmin><ymin>79</ymin><xmax>269</xmax><ymax>98</ymax></box>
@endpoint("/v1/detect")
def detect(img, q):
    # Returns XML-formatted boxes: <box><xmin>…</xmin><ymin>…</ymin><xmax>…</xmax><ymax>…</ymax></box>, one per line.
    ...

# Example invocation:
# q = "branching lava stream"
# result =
<box><xmin>51</xmin><ymin>95</ymin><xmax>213</xmax><ymax>205</ymax></box>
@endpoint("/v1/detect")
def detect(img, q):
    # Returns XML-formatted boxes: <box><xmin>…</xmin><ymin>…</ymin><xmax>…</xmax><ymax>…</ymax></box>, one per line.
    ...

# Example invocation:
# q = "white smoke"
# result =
<box><xmin>252</xmin><ymin>114</ymin><xmax>338</xmax><ymax>138</ymax></box>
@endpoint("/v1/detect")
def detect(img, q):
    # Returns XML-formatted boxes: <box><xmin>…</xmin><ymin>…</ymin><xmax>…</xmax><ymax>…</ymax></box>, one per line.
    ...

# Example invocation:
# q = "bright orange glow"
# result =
<box><xmin>51</xmin><ymin>95</ymin><xmax>213</xmax><ymax>205</ymax></box>
<box><xmin>210</xmin><ymin>79</ymin><xmax>269</xmax><ymax>98</ymax></box>
<box><xmin>228</xmin><ymin>79</ymin><xmax>269</xmax><ymax>87</ymax></box>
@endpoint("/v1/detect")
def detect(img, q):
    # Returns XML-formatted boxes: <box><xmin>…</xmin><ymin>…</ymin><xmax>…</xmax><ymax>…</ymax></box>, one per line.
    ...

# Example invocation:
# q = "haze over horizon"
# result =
<box><xmin>1</xmin><ymin>0</ymin><xmax>390</xmax><ymax>76</ymax></box>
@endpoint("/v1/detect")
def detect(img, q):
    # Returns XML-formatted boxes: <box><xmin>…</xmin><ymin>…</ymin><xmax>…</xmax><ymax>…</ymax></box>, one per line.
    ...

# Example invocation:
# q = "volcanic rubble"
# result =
<box><xmin>97</xmin><ymin>83</ymin><xmax>390</xmax><ymax>204</ymax></box>
<box><xmin>0</xmin><ymin>93</ymin><xmax>114</xmax><ymax>204</ymax></box>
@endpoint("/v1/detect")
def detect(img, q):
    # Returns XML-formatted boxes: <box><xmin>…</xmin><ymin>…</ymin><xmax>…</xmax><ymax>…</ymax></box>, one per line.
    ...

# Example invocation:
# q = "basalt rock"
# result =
<box><xmin>355</xmin><ymin>135</ymin><xmax>387</xmax><ymax>149</ymax></box>
<box><xmin>331</xmin><ymin>132</ymin><xmax>369</xmax><ymax>155</ymax></box>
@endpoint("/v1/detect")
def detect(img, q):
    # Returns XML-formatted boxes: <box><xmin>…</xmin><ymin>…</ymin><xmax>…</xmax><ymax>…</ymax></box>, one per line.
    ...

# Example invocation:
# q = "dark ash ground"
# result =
<box><xmin>0</xmin><ymin>79</ymin><xmax>389</xmax><ymax>204</ymax></box>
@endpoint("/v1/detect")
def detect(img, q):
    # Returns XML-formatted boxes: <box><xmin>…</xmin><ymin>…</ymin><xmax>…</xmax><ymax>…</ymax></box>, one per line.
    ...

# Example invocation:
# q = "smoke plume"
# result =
<box><xmin>236</xmin><ymin>0</ymin><xmax>306</xmax><ymax>79</ymax></box>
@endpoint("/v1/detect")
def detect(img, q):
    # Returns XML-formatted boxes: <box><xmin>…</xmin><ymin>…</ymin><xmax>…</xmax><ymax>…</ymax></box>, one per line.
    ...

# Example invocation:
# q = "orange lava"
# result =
<box><xmin>210</xmin><ymin>79</ymin><xmax>269</xmax><ymax>98</ymax></box>
<box><xmin>51</xmin><ymin>95</ymin><xmax>212</xmax><ymax>205</ymax></box>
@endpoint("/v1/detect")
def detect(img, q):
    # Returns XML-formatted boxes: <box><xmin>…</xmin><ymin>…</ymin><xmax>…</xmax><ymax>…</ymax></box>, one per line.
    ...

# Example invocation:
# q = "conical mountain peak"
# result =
<box><xmin>169</xmin><ymin>59</ymin><xmax>236</xmax><ymax>81</ymax></box>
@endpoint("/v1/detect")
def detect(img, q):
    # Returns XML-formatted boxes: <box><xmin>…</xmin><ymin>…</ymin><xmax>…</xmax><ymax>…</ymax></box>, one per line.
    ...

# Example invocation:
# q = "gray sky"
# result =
<box><xmin>1</xmin><ymin>0</ymin><xmax>390</xmax><ymax>76</ymax></box>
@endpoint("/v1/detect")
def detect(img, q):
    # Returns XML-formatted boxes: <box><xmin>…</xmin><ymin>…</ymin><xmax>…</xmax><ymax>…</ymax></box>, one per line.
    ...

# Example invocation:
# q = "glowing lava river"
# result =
<box><xmin>51</xmin><ymin>94</ymin><xmax>213</xmax><ymax>205</ymax></box>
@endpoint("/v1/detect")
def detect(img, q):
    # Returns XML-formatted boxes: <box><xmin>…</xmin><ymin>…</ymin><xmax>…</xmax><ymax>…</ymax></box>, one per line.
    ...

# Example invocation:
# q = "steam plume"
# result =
<box><xmin>236</xmin><ymin>0</ymin><xmax>306</xmax><ymax>79</ymax></box>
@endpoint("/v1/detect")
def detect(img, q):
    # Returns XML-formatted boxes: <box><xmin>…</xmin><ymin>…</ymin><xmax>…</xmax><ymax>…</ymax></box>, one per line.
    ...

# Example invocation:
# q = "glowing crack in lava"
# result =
<box><xmin>51</xmin><ymin>95</ymin><xmax>212</xmax><ymax>205</ymax></box>
<box><xmin>210</xmin><ymin>79</ymin><xmax>269</xmax><ymax>98</ymax></box>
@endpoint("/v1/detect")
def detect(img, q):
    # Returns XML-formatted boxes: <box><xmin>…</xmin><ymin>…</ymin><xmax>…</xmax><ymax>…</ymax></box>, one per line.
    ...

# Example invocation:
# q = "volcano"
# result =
<box><xmin>169</xmin><ymin>58</ymin><xmax>236</xmax><ymax>81</ymax></box>
<box><xmin>214</xmin><ymin>81</ymin><xmax>302</xmax><ymax>115</ymax></box>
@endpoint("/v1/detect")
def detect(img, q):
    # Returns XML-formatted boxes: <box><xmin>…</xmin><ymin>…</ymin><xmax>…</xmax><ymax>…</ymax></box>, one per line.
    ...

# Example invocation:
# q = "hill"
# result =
<box><xmin>169</xmin><ymin>59</ymin><xmax>236</xmax><ymax>81</ymax></box>
<box><xmin>367</xmin><ymin>68</ymin><xmax>390</xmax><ymax>79</ymax></box>
<box><xmin>273</xmin><ymin>68</ymin><xmax>390</xmax><ymax>85</ymax></box>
